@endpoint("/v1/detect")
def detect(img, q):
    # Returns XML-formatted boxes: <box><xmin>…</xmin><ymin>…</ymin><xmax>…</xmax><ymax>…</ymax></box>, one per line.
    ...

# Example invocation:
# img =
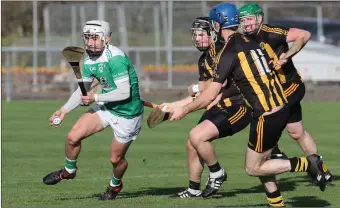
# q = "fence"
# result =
<box><xmin>2</xmin><ymin>1</ymin><xmax>340</xmax><ymax>101</ymax></box>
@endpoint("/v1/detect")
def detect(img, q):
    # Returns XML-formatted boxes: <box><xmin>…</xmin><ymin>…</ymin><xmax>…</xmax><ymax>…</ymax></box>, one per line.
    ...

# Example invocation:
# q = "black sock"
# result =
<box><xmin>289</xmin><ymin>157</ymin><xmax>308</xmax><ymax>172</ymax></box>
<box><xmin>208</xmin><ymin>162</ymin><xmax>221</xmax><ymax>173</ymax></box>
<box><xmin>266</xmin><ymin>189</ymin><xmax>285</xmax><ymax>207</ymax></box>
<box><xmin>188</xmin><ymin>180</ymin><xmax>200</xmax><ymax>190</ymax></box>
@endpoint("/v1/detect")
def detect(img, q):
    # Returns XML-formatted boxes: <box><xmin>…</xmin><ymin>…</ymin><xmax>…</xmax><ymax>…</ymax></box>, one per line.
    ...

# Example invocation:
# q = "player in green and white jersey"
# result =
<box><xmin>42</xmin><ymin>20</ymin><xmax>144</xmax><ymax>200</ymax></box>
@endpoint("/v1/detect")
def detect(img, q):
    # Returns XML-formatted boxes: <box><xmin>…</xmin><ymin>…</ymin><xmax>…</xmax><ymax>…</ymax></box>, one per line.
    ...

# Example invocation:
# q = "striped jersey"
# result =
<box><xmin>212</xmin><ymin>33</ymin><xmax>287</xmax><ymax>117</ymax></box>
<box><xmin>198</xmin><ymin>40</ymin><xmax>245</xmax><ymax>109</ymax></box>
<box><xmin>254</xmin><ymin>24</ymin><xmax>303</xmax><ymax>93</ymax></box>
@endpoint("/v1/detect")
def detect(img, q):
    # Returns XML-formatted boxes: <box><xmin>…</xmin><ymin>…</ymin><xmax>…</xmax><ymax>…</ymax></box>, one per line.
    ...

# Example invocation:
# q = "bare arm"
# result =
<box><xmin>168</xmin><ymin>96</ymin><xmax>194</xmax><ymax>108</ymax></box>
<box><xmin>184</xmin><ymin>82</ymin><xmax>222</xmax><ymax>114</ymax></box>
<box><xmin>285</xmin><ymin>28</ymin><xmax>311</xmax><ymax>58</ymax></box>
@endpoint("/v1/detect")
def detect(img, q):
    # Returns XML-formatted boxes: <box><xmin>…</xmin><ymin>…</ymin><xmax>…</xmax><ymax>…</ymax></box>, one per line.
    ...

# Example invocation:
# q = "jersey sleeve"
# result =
<box><xmin>212</xmin><ymin>49</ymin><xmax>235</xmax><ymax>84</ymax></box>
<box><xmin>264</xmin><ymin>24</ymin><xmax>289</xmax><ymax>45</ymax></box>
<box><xmin>82</xmin><ymin>63</ymin><xmax>94</xmax><ymax>82</ymax></box>
<box><xmin>108</xmin><ymin>55</ymin><xmax>130</xmax><ymax>83</ymax></box>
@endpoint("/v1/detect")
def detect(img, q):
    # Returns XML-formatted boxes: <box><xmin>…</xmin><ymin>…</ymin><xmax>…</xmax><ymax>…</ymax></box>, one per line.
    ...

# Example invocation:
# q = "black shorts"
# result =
<box><xmin>248</xmin><ymin>106</ymin><xmax>290</xmax><ymax>153</ymax></box>
<box><xmin>285</xmin><ymin>83</ymin><xmax>305</xmax><ymax>123</ymax></box>
<box><xmin>198</xmin><ymin>105</ymin><xmax>252</xmax><ymax>139</ymax></box>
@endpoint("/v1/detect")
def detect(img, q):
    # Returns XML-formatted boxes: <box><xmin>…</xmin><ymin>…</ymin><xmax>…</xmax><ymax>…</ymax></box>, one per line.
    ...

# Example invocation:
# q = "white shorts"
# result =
<box><xmin>91</xmin><ymin>105</ymin><xmax>143</xmax><ymax>144</ymax></box>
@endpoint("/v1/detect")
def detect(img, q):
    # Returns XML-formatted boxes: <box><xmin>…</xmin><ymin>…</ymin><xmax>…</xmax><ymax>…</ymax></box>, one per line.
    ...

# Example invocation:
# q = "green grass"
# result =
<box><xmin>2</xmin><ymin>101</ymin><xmax>340</xmax><ymax>207</ymax></box>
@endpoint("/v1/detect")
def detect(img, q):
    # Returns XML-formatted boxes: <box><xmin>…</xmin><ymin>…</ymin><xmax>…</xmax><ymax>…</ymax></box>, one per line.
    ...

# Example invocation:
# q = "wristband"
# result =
<box><xmin>192</xmin><ymin>84</ymin><xmax>200</xmax><ymax>93</ymax></box>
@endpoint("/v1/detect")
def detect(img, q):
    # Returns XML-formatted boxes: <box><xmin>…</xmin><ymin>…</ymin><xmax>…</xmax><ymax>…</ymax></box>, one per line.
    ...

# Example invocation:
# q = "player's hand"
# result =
<box><xmin>274</xmin><ymin>53</ymin><xmax>288</xmax><ymax>68</ymax></box>
<box><xmin>159</xmin><ymin>103</ymin><xmax>174</xmax><ymax>113</ymax></box>
<box><xmin>206</xmin><ymin>93</ymin><xmax>222</xmax><ymax>110</ymax></box>
<box><xmin>169</xmin><ymin>106</ymin><xmax>189</xmax><ymax>121</ymax></box>
<box><xmin>81</xmin><ymin>93</ymin><xmax>95</xmax><ymax>105</ymax></box>
<box><xmin>49</xmin><ymin>109</ymin><xmax>66</xmax><ymax>125</ymax></box>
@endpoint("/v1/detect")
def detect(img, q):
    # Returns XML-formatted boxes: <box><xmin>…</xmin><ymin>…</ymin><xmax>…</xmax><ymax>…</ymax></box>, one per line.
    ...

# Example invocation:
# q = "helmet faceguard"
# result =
<box><xmin>82</xmin><ymin>20</ymin><xmax>111</xmax><ymax>58</ymax></box>
<box><xmin>190</xmin><ymin>17</ymin><xmax>216</xmax><ymax>52</ymax></box>
<box><xmin>238</xmin><ymin>3</ymin><xmax>264</xmax><ymax>35</ymax></box>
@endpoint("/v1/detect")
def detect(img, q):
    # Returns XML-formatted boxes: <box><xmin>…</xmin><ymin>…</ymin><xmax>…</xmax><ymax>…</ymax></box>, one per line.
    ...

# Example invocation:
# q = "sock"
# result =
<box><xmin>208</xmin><ymin>162</ymin><xmax>221</xmax><ymax>173</ymax></box>
<box><xmin>188</xmin><ymin>180</ymin><xmax>200</xmax><ymax>190</ymax></box>
<box><xmin>266</xmin><ymin>189</ymin><xmax>285</xmax><ymax>207</ymax></box>
<box><xmin>110</xmin><ymin>176</ymin><xmax>121</xmax><ymax>187</ymax></box>
<box><xmin>65</xmin><ymin>158</ymin><xmax>77</xmax><ymax>174</ymax></box>
<box><xmin>208</xmin><ymin>162</ymin><xmax>224</xmax><ymax>178</ymax></box>
<box><xmin>289</xmin><ymin>157</ymin><xmax>308</xmax><ymax>172</ymax></box>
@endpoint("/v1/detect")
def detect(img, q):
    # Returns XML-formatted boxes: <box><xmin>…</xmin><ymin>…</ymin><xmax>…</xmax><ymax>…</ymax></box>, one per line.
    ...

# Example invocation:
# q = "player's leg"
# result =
<box><xmin>286</xmin><ymin>102</ymin><xmax>317</xmax><ymax>154</ymax></box>
<box><xmin>43</xmin><ymin>105</ymin><xmax>107</xmax><ymax>185</ymax></box>
<box><xmin>189</xmin><ymin>119</ymin><xmax>225</xmax><ymax>198</ymax></box>
<box><xmin>285</xmin><ymin>84</ymin><xmax>332</xmax><ymax>182</ymax></box>
<box><xmin>101</xmin><ymin>112</ymin><xmax>143</xmax><ymax>200</ymax></box>
<box><xmin>246</xmin><ymin>107</ymin><xmax>327</xmax><ymax>191</ymax></box>
<box><xmin>174</xmin><ymin>107</ymin><xmax>231</xmax><ymax>198</ymax></box>
<box><xmin>196</xmin><ymin>105</ymin><xmax>251</xmax><ymax>198</ymax></box>
<box><xmin>172</xmin><ymin>139</ymin><xmax>204</xmax><ymax>198</ymax></box>
<box><xmin>259</xmin><ymin>176</ymin><xmax>285</xmax><ymax>207</ymax></box>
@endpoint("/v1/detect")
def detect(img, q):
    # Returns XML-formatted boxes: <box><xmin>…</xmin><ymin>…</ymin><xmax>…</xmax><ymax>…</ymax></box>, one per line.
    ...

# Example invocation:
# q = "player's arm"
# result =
<box><xmin>60</xmin><ymin>65</ymin><xmax>94</xmax><ymax>114</ymax></box>
<box><xmin>49</xmin><ymin>65</ymin><xmax>94</xmax><ymax>124</ymax></box>
<box><xmin>269</xmin><ymin>25</ymin><xmax>311</xmax><ymax>67</ymax></box>
<box><xmin>163</xmin><ymin>96</ymin><xmax>194</xmax><ymax>108</ymax></box>
<box><xmin>183</xmin><ymin>52</ymin><xmax>233</xmax><ymax>114</ymax></box>
<box><xmin>94</xmin><ymin>56</ymin><xmax>131</xmax><ymax>102</ymax></box>
<box><xmin>283</xmin><ymin>28</ymin><xmax>311</xmax><ymax>58</ymax></box>
<box><xmin>188</xmin><ymin>54</ymin><xmax>212</xmax><ymax>96</ymax></box>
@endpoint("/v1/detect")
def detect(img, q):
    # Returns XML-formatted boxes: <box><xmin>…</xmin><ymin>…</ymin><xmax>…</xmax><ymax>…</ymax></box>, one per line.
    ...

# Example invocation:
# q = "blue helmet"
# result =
<box><xmin>209</xmin><ymin>3</ymin><xmax>239</xmax><ymax>30</ymax></box>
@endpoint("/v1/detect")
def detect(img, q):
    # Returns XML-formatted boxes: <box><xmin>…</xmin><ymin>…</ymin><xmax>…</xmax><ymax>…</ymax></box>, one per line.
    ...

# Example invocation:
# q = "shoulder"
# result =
<box><xmin>260</xmin><ymin>24</ymin><xmax>289</xmax><ymax>35</ymax></box>
<box><xmin>105</xmin><ymin>44</ymin><xmax>126</xmax><ymax>59</ymax></box>
<box><xmin>220</xmin><ymin>34</ymin><xmax>244</xmax><ymax>56</ymax></box>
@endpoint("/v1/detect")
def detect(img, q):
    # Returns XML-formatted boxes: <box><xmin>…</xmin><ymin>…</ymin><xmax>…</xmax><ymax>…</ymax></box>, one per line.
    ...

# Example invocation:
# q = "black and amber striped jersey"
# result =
<box><xmin>198</xmin><ymin>40</ymin><xmax>245</xmax><ymax>109</ymax></box>
<box><xmin>254</xmin><ymin>24</ymin><xmax>303</xmax><ymax>90</ymax></box>
<box><xmin>212</xmin><ymin>33</ymin><xmax>287</xmax><ymax>117</ymax></box>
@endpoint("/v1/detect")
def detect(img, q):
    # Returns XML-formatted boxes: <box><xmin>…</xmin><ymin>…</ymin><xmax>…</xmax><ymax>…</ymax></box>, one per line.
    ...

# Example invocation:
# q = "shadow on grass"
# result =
<box><xmin>57</xmin><ymin>173</ymin><xmax>336</xmax><ymax>206</ymax></box>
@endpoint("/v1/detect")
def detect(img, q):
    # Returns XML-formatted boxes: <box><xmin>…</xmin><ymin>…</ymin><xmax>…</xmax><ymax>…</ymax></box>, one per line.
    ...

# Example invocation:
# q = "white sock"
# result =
<box><xmin>110</xmin><ymin>180</ymin><xmax>121</xmax><ymax>187</ymax></box>
<box><xmin>209</xmin><ymin>168</ymin><xmax>224</xmax><ymax>178</ymax></box>
<box><xmin>65</xmin><ymin>166</ymin><xmax>76</xmax><ymax>174</ymax></box>
<box><xmin>188</xmin><ymin>188</ymin><xmax>201</xmax><ymax>195</ymax></box>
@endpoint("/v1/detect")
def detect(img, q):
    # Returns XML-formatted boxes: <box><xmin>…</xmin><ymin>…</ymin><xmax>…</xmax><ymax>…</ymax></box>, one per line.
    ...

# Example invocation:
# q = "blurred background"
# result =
<box><xmin>2</xmin><ymin>1</ymin><xmax>340</xmax><ymax>102</ymax></box>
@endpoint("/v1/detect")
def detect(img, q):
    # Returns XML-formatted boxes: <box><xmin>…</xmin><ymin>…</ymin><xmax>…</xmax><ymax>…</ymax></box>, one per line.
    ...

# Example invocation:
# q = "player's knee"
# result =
<box><xmin>66</xmin><ymin>131</ymin><xmax>82</xmax><ymax>146</ymax></box>
<box><xmin>110</xmin><ymin>155</ymin><xmax>125</xmax><ymax>166</ymax></box>
<box><xmin>287</xmin><ymin>128</ymin><xmax>305</xmax><ymax>140</ymax></box>
<box><xmin>189</xmin><ymin>130</ymin><xmax>202</xmax><ymax>148</ymax></box>
<box><xmin>286</xmin><ymin>122</ymin><xmax>305</xmax><ymax>140</ymax></box>
<box><xmin>186</xmin><ymin>139</ymin><xmax>195</xmax><ymax>152</ymax></box>
<box><xmin>245</xmin><ymin>163</ymin><xmax>261</xmax><ymax>177</ymax></box>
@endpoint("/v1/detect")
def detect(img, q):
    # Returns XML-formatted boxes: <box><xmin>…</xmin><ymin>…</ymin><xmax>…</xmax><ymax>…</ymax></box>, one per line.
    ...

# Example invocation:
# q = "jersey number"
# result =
<box><xmin>250</xmin><ymin>49</ymin><xmax>271</xmax><ymax>76</ymax></box>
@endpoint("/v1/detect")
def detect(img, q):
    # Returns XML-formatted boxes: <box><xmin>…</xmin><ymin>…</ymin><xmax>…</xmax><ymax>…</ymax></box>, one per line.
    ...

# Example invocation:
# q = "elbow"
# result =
<box><xmin>304</xmin><ymin>31</ymin><xmax>311</xmax><ymax>42</ymax></box>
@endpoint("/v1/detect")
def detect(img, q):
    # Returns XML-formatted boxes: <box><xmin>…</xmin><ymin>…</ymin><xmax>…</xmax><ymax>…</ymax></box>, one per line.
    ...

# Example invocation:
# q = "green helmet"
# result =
<box><xmin>238</xmin><ymin>3</ymin><xmax>264</xmax><ymax>35</ymax></box>
<box><xmin>238</xmin><ymin>3</ymin><xmax>263</xmax><ymax>18</ymax></box>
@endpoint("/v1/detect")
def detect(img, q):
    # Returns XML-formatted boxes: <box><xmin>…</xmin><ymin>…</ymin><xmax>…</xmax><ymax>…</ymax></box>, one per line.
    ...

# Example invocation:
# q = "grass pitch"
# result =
<box><xmin>2</xmin><ymin>101</ymin><xmax>340</xmax><ymax>207</ymax></box>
